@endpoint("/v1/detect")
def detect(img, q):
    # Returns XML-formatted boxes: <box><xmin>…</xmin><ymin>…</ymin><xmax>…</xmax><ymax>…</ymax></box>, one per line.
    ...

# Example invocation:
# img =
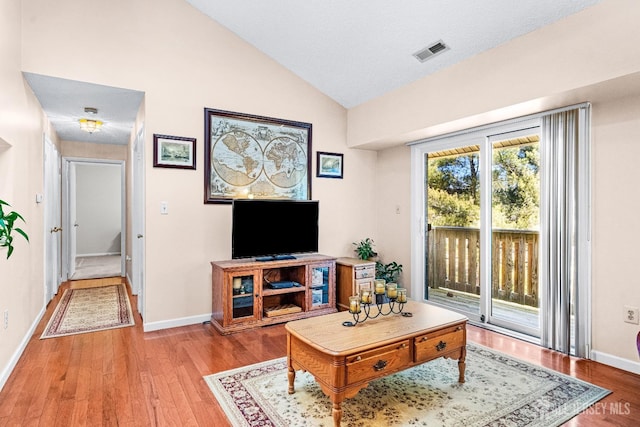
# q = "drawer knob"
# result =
<box><xmin>399</xmin><ymin>343</ymin><xmax>407</xmax><ymax>349</ymax></box>
<box><xmin>373</xmin><ymin>359</ymin><xmax>387</xmax><ymax>371</ymax></box>
<box><xmin>354</xmin><ymin>356</ymin><xmax>362</xmax><ymax>362</ymax></box>
<box><xmin>420</xmin><ymin>337</ymin><xmax>428</xmax><ymax>343</ymax></box>
<box><xmin>456</xmin><ymin>326</ymin><xmax>463</xmax><ymax>331</ymax></box>
<box><xmin>435</xmin><ymin>340</ymin><xmax>447</xmax><ymax>352</ymax></box>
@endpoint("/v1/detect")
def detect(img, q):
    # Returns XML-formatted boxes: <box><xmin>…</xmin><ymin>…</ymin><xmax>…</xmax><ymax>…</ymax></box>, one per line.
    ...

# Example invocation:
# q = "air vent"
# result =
<box><xmin>413</xmin><ymin>40</ymin><xmax>450</xmax><ymax>63</ymax></box>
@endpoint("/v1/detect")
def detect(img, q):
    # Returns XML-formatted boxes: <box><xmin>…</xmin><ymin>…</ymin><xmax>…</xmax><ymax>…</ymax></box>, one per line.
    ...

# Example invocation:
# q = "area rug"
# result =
<box><xmin>204</xmin><ymin>344</ymin><xmax>610</xmax><ymax>427</ymax></box>
<box><xmin>40</xmin><ymin>284</ymin><xmax>134</xmax><ymax>339</ymax></box>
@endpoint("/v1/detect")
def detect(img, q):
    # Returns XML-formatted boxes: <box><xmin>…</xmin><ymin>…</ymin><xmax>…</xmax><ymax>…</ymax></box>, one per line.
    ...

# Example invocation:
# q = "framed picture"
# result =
<box><xmin>316</xmin><ymin>151</ymin><xmax>343</xmax><ymax>179</ymax></box>
<box><xmin>204</xmin><ymin>108</ymin><xmax>312</xmax><ymax>204</ymax></box>
<box><xmin>153</xmin><ymin>134</ymin><xmax>196</xmax><ymax>169</ymax></box>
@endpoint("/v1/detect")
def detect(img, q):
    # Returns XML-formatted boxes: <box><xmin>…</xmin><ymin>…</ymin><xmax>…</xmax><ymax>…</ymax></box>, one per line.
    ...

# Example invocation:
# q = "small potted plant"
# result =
<box><xmin>375</xmin><ymin>260</ymin><xmax>403</xmax><ymax>284</ymax></box>
<box><xmin>353</xmin><ymin>238</ymin><xmax>377</xmax><ymax>260</ymax></box>
<box><xmin>0</xmin><ymin>199</ymin><xmax>29</xmax><ymax>259</ymax></box>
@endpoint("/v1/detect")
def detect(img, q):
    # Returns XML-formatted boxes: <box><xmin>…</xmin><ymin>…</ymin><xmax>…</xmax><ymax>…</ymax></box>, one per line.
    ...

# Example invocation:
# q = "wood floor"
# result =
<box><xmin>1</xmin><ymin>278</ymin><xmax>639</xmax><ymax>426</ymax></box>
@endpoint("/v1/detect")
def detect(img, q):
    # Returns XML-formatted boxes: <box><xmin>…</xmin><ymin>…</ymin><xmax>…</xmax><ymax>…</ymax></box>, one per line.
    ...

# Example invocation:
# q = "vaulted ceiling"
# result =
<box><xmin>25</xmin><ymin>0</ymin><xmax>601</xmax><ymax>145</ymax></box>
<box><xmin>186</xmin><ymin>0</ymin><xmax>601</xmax><ymax>108</ymax></box>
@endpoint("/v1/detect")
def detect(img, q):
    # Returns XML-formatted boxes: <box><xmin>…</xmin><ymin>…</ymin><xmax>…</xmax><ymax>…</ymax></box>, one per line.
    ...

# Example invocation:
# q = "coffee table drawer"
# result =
<box><xmin>414</xmin><ymin>325</ymin><xmax>465</xmax><ymax>363</ymax></box>
<box><xmin>346</xmin><ymin>340</ymin><xmax>411</xmax><ymax>384</ymax></box>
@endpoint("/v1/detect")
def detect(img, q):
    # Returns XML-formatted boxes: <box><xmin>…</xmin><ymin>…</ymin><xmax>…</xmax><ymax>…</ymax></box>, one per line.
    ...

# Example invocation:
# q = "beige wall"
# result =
<box><xmin>362</xmin><ymin>0</ymin><xmax>640</xmax><ymax>369</ymax></box>
<box><xmin>61</xmin><ymin>140</ymin><xmax>127</xmax><ymax>161</ymax></box>
<box><xmin>349</xmin><ymin>0</ymin><xmax>640</xmax><ymax>150</ymax></box>
<box><xmin>0</xmin><ymin>0</ymin><xmax>48</xmax><ymax>388</ymax></box>
<box><xmin>591</xmin><ymin>93</ymin><xmax>640</xmax><ymax>363</ymax></box>
<box><xmin>20</xmin><ymin>0</ymin><xmax>377</xmax><ymax>326</ymax></box>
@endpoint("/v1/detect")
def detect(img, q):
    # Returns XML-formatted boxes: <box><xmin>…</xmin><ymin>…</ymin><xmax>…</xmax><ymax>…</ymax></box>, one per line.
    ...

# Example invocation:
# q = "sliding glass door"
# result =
<box><xmin>418</xmin><ymin>120</ymin><xmax>541</xmax><ymax>338</ymax></box>
<box><xmin>426</xmin><ymin>144</ymin><xmax>482</xmax><ymax>319</ymax></box>
<box><xmin>489</xmin><ymin>131</ymin><xmax>540</xmax><ymax>336</ymax></box>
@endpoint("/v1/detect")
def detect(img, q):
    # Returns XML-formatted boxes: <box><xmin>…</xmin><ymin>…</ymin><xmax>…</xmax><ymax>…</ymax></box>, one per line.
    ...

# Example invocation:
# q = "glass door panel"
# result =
<box><xmin>310</xmin><ymin>265</ymin><xmax>330</xmax><ymax>308</ymax></box>
<box><xmin>426</xmin><ymin>146</ymin><xmax>481</xmax><ymax>318</ymax></box>
<box><xmin>231</xmin><ymin>274</ymin><xmax>255</xmax><ymax>320</ymax></box>
<box><xmin>490</xmin><ymin>134</ymin><xmax>540</xmax><ymax>336</ymax></box>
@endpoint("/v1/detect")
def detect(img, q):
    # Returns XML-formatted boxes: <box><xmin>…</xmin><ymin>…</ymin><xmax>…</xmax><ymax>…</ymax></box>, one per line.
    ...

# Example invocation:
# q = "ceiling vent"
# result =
<box><xmin>413</xmin><ymin>40</ymin><xmax>450</xmax><ymax>63</ymax></box>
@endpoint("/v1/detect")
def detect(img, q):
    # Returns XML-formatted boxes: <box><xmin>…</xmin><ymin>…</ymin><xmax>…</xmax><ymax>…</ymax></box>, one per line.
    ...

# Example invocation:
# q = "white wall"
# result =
<box><xmin>75</xmin><ymin>163</ymin><xmax>121</xmax><ymax>255</ymax></box>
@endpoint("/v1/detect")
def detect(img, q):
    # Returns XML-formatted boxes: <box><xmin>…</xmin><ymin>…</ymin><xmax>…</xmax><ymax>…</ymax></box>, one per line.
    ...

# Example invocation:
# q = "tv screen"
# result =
<box><xmin>232</xmin><ymin>199</ymin><xmax>319</xmax><ymax>260</ymax></box>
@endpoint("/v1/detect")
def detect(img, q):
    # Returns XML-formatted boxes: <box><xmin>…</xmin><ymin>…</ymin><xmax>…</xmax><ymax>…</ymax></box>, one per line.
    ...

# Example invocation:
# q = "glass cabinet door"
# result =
<box><xmin>309</xmin><ymin>264</ymin><xmax>331</xmax><ymax>308</ymax></box>
<box><xmin>230</xmin><ymin>273</ymin><xmax>258</xmax><ymax>321</ymax></box>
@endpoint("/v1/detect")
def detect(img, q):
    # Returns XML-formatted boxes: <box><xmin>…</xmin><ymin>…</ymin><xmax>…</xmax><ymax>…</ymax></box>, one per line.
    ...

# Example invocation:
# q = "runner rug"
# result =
<box><xmin>40</xmin><ymin>284</ymin><xmax>134</xmax><ymax>339</ymax></box>
<box><xmin>204</xmin><ymin>344</ymin><xmax>610</xmax><ymax>427</ymax></box>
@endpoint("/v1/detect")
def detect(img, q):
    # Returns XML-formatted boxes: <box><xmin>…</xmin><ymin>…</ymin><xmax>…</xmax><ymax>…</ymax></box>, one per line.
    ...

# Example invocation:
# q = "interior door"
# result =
<box><xmin>68</xmin><ymin>161</ymin><xmax>77</xmax><ymax>278</ymax></box>
<box><xmin>43</xmin><ymin>135</ymin><xmax>61</xmax><ymax>302</ymax></box>
<box><xmin>132</xmin><ymin>127</ymin><xmax>145</xmax><ymax>317</ymax></box>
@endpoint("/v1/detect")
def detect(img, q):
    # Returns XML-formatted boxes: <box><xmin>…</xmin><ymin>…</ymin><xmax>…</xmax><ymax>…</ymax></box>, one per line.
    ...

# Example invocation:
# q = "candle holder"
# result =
<box><xmin>342</xmin><ymin>285</ymin><xmax>412</xmax><ymax>327</ymax></box>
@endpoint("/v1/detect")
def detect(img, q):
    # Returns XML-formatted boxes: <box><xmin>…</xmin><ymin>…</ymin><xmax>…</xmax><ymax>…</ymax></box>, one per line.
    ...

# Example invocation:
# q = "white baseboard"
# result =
<box><xmin>591</xmin><ymin>350</ymin><xmax>640</xmax><ymax>375</ymax></box>
<box><xmin>143</xmin><ymin>313</ymin><xmax>211</xmax><ymax>332</ymax></box>
<box><xmin>0</xmin><ymin>305</ymin><xmax>46</xmax><ymax>392</ymax></box>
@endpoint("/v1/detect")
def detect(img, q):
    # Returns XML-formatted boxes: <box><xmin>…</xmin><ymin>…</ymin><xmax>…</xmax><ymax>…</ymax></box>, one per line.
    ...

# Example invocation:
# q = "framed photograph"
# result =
<box><xmin>316</xmin><ymin>151</ymin><xmax>343</xmax><ymax>179</ymax></box>
<box><xmin>153</xmin><ymin>134</ymin><xmax>196</xmax><ymax>169</ymax></box>
<box><xmin>204</xmin><ymin>108</ymin><xmax>312</xmax><ymax>204</ymax></box>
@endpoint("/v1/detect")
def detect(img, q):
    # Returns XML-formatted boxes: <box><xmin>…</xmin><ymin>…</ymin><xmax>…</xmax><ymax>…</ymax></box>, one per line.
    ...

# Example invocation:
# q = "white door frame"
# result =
<box><xmin>61</xmin><ymin>157</ymin><xmax>126</xmax><ymax>281</ymax></box>
<box><xmin>410</xmin><ymin>117</ymin><xmax>542</xmax><ymax>338</ymax></box>
<box><xmin>132</xmin><ymin>127</ymin><xmax>146</xmax><ymax>318</ymax></box>
<box><xmin>43</xmin><ymin>135</ymin><xmax>61</xmax><ymax>303</ymax></box>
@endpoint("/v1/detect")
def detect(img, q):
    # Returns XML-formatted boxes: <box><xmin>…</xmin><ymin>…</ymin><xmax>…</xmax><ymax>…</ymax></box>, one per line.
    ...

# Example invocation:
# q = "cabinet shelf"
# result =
<box><xmin>262</xmin><ymin>286</ymin><xmax>306</xmax><ymax>296</ymax></box>
<box><xmin>211</xmin><ymin>254</ymin><xmax>337</xmax><ymax>334</ymax></box>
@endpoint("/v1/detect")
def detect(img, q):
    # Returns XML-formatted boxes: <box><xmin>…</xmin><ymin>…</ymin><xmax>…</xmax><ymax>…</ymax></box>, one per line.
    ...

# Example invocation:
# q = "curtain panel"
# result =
<box><xmin>540</xmin><ymin>106</ymin><xmax>591</xmax><ymax>357</ymax></box>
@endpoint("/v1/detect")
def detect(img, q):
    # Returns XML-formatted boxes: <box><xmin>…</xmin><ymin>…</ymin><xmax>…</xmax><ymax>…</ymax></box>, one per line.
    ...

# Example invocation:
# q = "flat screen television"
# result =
<box><xmin>232</xmin><ymin>199</ymin><xmax>319</xmax><ymax>261</ymax></box>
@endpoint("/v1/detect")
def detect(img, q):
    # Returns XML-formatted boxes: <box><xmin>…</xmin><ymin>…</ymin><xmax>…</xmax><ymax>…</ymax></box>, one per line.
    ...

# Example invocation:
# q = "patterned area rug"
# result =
<box><xmin>40</xmin><ymin>284</ymin><xmax>134</xmax><ymax>339</ymax></box>
<box><xmin>204</xmin><ymin>344</ymin><xmax>610</xmax><ymax>427</ymax></box>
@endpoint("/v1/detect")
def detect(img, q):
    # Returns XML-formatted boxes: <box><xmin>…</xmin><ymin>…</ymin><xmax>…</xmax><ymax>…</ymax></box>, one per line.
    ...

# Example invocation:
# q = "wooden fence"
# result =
<box><xmin>427</xmin><ymin>226</ymin><xmax>539</xmax><ymax>307</ymax></box>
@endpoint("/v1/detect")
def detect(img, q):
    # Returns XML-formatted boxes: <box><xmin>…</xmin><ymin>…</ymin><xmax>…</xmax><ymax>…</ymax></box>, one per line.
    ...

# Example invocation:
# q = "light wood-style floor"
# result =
<box><xmin>1</xmin><ymin>277</ymin><xmax>639</xmax><ymax>426</ymax></box>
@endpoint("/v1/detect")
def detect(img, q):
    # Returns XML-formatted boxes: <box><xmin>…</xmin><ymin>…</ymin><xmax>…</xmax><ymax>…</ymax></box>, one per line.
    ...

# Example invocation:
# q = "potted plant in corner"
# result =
<box><xmin>353</xmin><ymin>238</ymin><xmax>377</xmax><ymax>260</ymax></box>
<box><xmin>0</xmin><ymin>199</ymin><xmax>29</xmax><ymax>259</ymax></box>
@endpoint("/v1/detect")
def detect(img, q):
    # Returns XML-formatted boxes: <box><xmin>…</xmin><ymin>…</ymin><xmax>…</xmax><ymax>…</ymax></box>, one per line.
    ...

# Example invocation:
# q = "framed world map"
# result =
<box><xmin>204</xmin><ymin>108</ymin><xmax>312</xmax><ymax>204</ymax></box>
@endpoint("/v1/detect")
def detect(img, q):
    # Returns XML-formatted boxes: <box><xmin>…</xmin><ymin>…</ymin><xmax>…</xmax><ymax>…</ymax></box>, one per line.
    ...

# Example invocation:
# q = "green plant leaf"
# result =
<box><xmin>15</xmin><ymin>228</ymin><xmax>29</xmax><ymax>241</ymax></box>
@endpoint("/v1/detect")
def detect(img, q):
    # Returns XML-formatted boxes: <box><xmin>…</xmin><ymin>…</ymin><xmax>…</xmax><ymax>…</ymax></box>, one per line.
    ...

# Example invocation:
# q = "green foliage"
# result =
<box><xmin>0</xmin><ymin>199</ymin><xmax>29</xmax><ymax>259</ymax></box>
<box><xmin>352</xmin><ymin>238</ymin><xmax>377</xmax><ymax>260</ymax></box>
<box><xmin>492</xmin><ymin>145</ymin><xmax>539</xmax><ymax>229</ymax></box>
<box><xmin>427</xmin><ymin>144</ymin><xmax>539</xmax><ymax>230</ymax></box>
<box><xmin>428</xmin><ymin>154</ymin><xmax>480</xmax><ymax>203</ymax></box>
<box><xmin>375</xmin><ymin>261</ymin><xmax>403</xmax><ymax>283</ymax></box>
<box><xmin>428</xmin><ymin>154</ymin><xmax>480</xmax><ymax>227</ymax></box>
<box><xmin>428</xmin><ymin>188</ymin><xmax>479</xmax><ymax>227</ymax></box>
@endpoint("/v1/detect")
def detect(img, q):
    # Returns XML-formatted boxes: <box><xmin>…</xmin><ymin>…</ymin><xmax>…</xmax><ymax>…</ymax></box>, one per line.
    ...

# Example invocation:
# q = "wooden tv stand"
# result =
<box><xmin>210</xmin><ymin>254</ymin><xmax>337</xmax><ymax>334</ymax></box>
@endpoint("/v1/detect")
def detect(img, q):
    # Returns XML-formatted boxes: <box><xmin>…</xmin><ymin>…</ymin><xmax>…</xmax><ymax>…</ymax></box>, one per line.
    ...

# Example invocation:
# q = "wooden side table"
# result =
<box><xmin>336</xmin><ymin>257</ymin><xmax>375</xmax><ymax>311</ymax></box>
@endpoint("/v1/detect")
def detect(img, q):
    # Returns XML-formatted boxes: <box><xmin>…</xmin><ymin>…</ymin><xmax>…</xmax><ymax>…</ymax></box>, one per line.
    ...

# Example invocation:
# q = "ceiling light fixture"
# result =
<box><xmin>79</xmin><ymin>118</ymin><xmax>103</xmax><ymax>134</ymax></box>
<box><xmin>79</xmin><ymin>107</ymin><xmax>103</xmax><ymax>133</ymax></box>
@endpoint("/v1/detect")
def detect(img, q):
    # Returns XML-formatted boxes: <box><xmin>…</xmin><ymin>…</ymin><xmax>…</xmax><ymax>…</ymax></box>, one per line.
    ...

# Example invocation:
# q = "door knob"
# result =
<box><xmin>137</xmin><ymin>234</ymin><xmax>144</xmax><ymax>238</ymax></box>
<box><xmin>50</xmin><ymin>226</ymin><xmax>62</xmax><ymax>233</ymax></box>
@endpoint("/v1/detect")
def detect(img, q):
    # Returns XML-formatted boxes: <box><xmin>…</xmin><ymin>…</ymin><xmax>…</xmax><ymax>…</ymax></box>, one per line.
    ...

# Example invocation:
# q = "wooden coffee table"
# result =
<box><xmin>286</xmin><ymin>301</ymin><xmax>467</xmax><ymax>426</ymax></box>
